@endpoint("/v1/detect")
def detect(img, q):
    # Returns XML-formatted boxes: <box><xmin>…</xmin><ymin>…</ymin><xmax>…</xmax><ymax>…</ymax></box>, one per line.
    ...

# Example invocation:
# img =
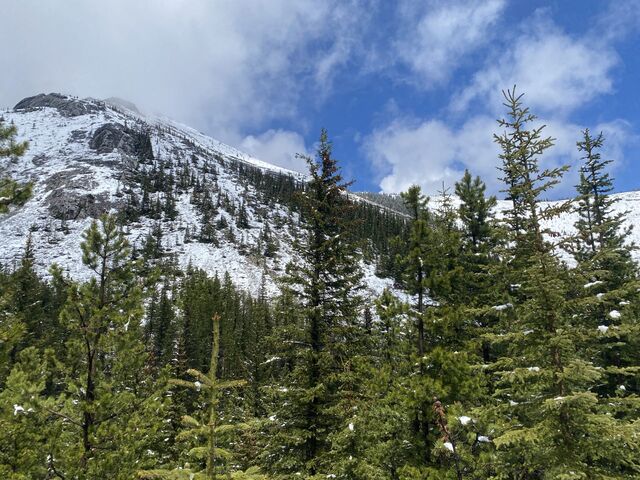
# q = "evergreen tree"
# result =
<box><xmin>164</xmin><ymin>188</ymin><xmax>179</xmax><ymax>221</ymax></box>
<box><xmin>143</xmin><ymin>222</ymin><xmax>164</xmax><ymax>260</ymax></box>
<box><xmin>236</xmin><ymin>201</ymin><xmax>250</xmax><ymax>229</ymax></box>
<box><xmin>569</xmin><ymin>129</ymin><xmax>640</xmax><ymax>432</ymax></box>
<box><xmin>399</xmin><ymin>185</ymin><xmax>430</xmax><ymax>356</ymax></box>
<box><xmin>138</xmin><ymin>314</ymin><xmax>264</xmax><ymax>479</ymax></box>
<box><xmin>146</xmin><ymin>285</ymin><xmax>177</xmax><ymax>369</ymax></box>
<box><xmin>455</xmin><ymin>170</ymin><xmax>497</xmax><ymax>254</ymax></box>
<box><xmin>479</xmin><ymin>87</ymin><xmax>640</xmax><ymax>478</ymax></box>
<box><xmin>0</xmin><ymin>119</ymin><xmax>32</xmax><ymax>213</ymax></box>
<box><xmin>199</xmin><ymin>209</ymin><xmax>218</xmax><ymax>244</ymax></box>
<box><xmin>265</xmin><ymin>129</ymin><xmax>364</xmax><ymax>477</ymax></box>
<box><xmin>0</xmin><ymin>347</ymin><xmax>51</xmax><ymax>478</ymax></box>
<box><xmin>39</xmin><ymin>215</ymin><xmax>169</xmax><ymax>478</ymax></box>
<box><xmin>572</xmin><ymin>129</ymin><xmax>636</xmax><ymax>288</ymax></box>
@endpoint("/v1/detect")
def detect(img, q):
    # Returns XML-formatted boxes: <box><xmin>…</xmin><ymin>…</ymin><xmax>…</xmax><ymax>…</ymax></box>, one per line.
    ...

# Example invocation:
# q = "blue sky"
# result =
<box><xmin>2</xmin><ymin>0</ymin><xmax>639</xmax><ymax>198</ymax></box>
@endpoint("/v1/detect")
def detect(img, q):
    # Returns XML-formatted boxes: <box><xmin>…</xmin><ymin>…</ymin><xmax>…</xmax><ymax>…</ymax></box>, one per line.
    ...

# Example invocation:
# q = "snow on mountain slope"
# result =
<box><xmin>0</xmin><ymin>94</ymin><xmax>394</xmax><ymax>297</ymax></box>
<box><xmin>1</xmin><ymin>93</ymin><xmax>639</xmax><ymax>298</ymax></box>
<box><xmin>500</xmin><ymin>191</ymin><xmax>640</xmax><ymax>263</ymax></box>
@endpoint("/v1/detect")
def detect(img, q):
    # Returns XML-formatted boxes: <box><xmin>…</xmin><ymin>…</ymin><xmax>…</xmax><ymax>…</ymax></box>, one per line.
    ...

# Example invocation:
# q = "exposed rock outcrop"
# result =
<box><xmin>14</xmin><ymin>93</ymin><xmax>103</xmax><ymax>117</ymax></box>
<box><xmin>89</xmin><ymin>123</ymin><xmax>154</xmax><ymax>160</ymax></box>
<box><xmin>44</xmin><ymin>169</ymin><xmax>117</xmax><ymax>220</ymax></box>
<box><xmin>47</xmin><ymin>190</ymin><xmax>115</xmax><ymax>220</ymax></box>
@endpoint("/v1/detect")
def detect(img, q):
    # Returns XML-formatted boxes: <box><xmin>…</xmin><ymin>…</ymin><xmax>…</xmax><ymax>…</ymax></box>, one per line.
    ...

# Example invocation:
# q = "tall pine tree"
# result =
<box><xmin>265</xmin><ymin>129</ymin><xmax>364</xmax><ymax>477</ymax></box>
<box><xmin>42</xmin><ymin>215</ymin><xmax>169</xmax><ymax>478</ymax></box>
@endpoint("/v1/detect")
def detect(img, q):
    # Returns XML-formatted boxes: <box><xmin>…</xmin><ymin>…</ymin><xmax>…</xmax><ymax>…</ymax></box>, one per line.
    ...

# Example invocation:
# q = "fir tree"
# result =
<box><xmin>572</xmin><ymin>129</ymin><xmax>636</xmax><ymax>288</ymax></box>
<box><xmin>164</xmin><ymin>188</ymin><xmax>179</xmax><ymax>221</ymax></box>
<box><xmin>236</xmin><ymin>201</ymin><xmax>250</xmax><ymax>229</ymax></box>
<box><xmin>569</xmin><ymin>129</ymin><xmax>640</xmax><ymax>430</ymax></box>
<box><xmin>146</xmin><ymin>286</ymin><xmax>177</xmax><ymax>369</ymax></box>
<box><xmin>399</xmin><ymin>185</ymin><xmax>430</xmax><ymax>356</ymax></box>
<box><xmin>455</xmin><ymin>170</ymin><xmax>497</xmax><ymax>254</ymax></box>
<box><xmin>142</xmin><ymin>222</ymin><xmax>164</xmax><ymax>260</ymax></box>
<box><xmin>138</xmin><ymin>314</ymin><xmax>264</xmax><ymax>479</ymax></box>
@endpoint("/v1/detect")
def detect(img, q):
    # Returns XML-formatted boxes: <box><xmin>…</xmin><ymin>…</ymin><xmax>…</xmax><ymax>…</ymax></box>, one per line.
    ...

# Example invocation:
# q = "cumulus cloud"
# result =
<box><xmin>365</xmin><ymin>112</ymin><xmax>634</xmax><ymax>198</ymax></box>
<box><xmin>0</xmin><ymin>0</ymin><xmax>360</xmax><ymax>145</ymax></box>
<box><xmin>367</xmin><ymin>9</ymin><xmax>634</xmax><ymax>197</ymax></box>
<box><xmin>451</xmin><ymin>15</ymin><xmax>618</xmax><ymax>115</ymax></box>
<box><xmin>365</xmin><ymin>119</ymin><xmax>460</xmax><ymax>194</ymax></box>
<box><xmin>239</xmin><ymin>130</ymin><xmax>310</xmax><ymax>173</ymax></box>
<box><xmin>395</xmin><ymin>0</ymin><xmax>506</xmax><ymax>85</ymax></box>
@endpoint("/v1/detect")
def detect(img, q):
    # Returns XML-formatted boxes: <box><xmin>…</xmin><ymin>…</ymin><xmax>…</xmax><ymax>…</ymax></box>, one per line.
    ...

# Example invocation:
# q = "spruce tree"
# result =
<box><xmin>401</xmin><ymin>185</ymin><xmax>485</xmax><ymax>478</ymax></box>
<box><xmin>138</xmin><ymin>314</ymin><xmax>264</xmax><ymax>479</ymax></box>
<box><xmin>455</xmin><ymin>170</ymin><xmax>497</xmax><ymax>255</ymax></box>
<box><xmin>572</xmin><ymin>129</ymin><xmax>636</xmax><ymax>288</ymax></box>
<box><xmin>146</xmin><ymin>285</ymin><xmax>177</xmax><ymax>369</ymax></box>
<box><xmin>399</xmin><ymin>185</ymin><xmax>430</xmax><ymax>356</ymax></box>
<box><xmin>264</xmin><ymin>129</ymin><xmax>364</xmax><ymax>477</ymax></box>
<box><xmin>455</xmin><ymin>171</ymin><xmax>503</xmax><ymax>365</ymax></box>
<box><xmin>569</xmin><ymin>129</ymin><xmax>640</xmax><ymax>433</ymax></box>
<box><xmin>479</xmin><ymin>87</ymin><xmax>640</xmax><ymax>478</ymax></box>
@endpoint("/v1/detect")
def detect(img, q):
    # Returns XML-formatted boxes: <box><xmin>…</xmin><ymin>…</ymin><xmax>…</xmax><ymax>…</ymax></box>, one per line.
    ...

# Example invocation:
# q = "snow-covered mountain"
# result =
<box><xmin>0</xmin><ymin>93</ymin><xmax>396</xmax><ymax>296</ymax></box>
<box><xmin>1</xmin><ymin>93</ymin><xmax>639</xmax><ymax>296</ymax></box>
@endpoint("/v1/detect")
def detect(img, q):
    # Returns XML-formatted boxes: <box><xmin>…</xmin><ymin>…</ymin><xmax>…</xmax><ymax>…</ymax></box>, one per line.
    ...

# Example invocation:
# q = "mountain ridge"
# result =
<box><xmin>0</xmin><ymin>93</ymin><xmax>400</xmax><ymax>297</ymax></box>
<box><xmin>2</xmin><ymin>93</ymin><xmax>640</xmax><ymax>295</ymax></box>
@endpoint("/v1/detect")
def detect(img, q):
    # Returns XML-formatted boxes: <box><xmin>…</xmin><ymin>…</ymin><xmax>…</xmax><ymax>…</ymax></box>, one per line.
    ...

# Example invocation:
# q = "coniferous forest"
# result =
<box><xmin>1</xmin><ymin>88</ymin><xmax>639</xmax><ymax>479</ymax></box>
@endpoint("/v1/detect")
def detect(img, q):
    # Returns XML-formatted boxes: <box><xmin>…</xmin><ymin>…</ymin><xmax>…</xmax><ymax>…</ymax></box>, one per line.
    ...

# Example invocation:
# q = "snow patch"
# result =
<box><xmin>492</xmin><ymin>303</ymin><xmax>513</xmax><ymax>311</ymax></box>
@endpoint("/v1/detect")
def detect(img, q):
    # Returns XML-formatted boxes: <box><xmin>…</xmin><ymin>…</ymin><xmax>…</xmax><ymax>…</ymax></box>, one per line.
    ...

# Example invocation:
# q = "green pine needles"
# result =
<box><xmin>0</xmin><ymin>119</ymin><xmax>32</xmax><ymax>213</ymax></box>
<box><xmin>1</xmin><ymin>103</ymin><xmax>639</xmax><ymax>479</ymax></box>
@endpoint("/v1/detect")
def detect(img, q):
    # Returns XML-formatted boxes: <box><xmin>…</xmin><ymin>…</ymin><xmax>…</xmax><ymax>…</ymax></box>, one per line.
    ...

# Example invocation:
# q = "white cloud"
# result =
<box><xmin>395</xmin><ymin>0</ymin><xmax>506</xmax><ymax>85</ymax></box>
<box><xmin>451</xmin><ymin>16</ymin><xmax>618</xmax><ymax>115</ymax></box>
<box><xmin>365</xmin><ymin>118</ymin><xmax>461</xmax><ymax>194</ymax></box>
<box><xmin>239</xmin><ymin>130</ymin><xmax>310</xmax><ymax>173</ymax></box>
<box><xmin>365</xmin><ymin>113</ymin><xmax>633</xmax><ymax>198</ymax></box>
<box><xmin>0</xmin><ymin>0</ymin><xmax>360</xmax><ymax>146</ymax></box>
<box><xmin>594</xmin><ymin>0</ymin><xmax>640</xmax><ymax>42</ymax></box>
<box><xmin>312</xmin><ymin>0</ymin><xmax>377</xmax><ymax>95</ymax></box>
<box><xmin>367</xmin><ymin>9</ymin><xmax>634</xmax><ymax>198</ymax></box>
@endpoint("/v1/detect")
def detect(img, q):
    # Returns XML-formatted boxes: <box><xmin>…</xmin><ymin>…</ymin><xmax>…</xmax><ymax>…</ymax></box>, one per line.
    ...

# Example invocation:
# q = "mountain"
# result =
<box><xmin>2</xmin><ymin>93</ymin><xmax>640</xmax><ymax>296</ymax></box>
<box><xmin>0</xmin><ymin>93</ymin><xmax>403</xmax><ymax>296</ymax></box>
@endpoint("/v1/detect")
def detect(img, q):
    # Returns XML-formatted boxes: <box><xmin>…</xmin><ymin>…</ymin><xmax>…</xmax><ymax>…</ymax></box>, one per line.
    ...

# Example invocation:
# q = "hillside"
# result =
<box><xmin>0</xmin><ymin>93</ymin><xmax>406</xmax><ymax>296</ymax></box>
<box><xmin>2</xmin><ymin>93</ymin><xmax>640</xmax><ymax>295</ymax></box>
